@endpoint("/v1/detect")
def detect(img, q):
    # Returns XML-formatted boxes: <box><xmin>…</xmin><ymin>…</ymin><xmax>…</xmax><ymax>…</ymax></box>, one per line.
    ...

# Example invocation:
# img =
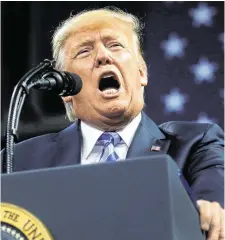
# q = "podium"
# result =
<box><xmin>1</xmin><ymin>154</ymin><xmax>205</xmax><ymax>240</ymax></box>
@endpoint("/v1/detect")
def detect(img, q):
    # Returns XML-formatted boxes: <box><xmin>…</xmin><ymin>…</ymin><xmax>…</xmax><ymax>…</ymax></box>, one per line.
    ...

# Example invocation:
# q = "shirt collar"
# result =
<box><xmin>117</xmin><ymin>112</ymin><xmax>141</xmax><ymax>147</ymax></box>
<box><xmin>81</xmin><ymin>112</ymin><xmax>142</xmax><ymax>159</ymax></box>
<box><xmin>81</xmin><ymin>122</ymin><xmax>103</xmax><ymax>159</ymax></box>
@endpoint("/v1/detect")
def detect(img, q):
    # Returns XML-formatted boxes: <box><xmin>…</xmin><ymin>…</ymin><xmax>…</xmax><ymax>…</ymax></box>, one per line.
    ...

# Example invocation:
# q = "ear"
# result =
<box><xmin>139</xmin><ymin>63</ymin><xmax>148</xmax><ymax>87</ymax></box>
<box><xmin>62</xmin><ymin>96</ymin><xmax>73</xmax><ymax>103</ymax></box>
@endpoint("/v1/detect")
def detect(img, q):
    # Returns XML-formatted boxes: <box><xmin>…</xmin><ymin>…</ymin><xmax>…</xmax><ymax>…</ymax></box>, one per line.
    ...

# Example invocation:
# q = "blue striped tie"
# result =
<box><xmin>96</xmin><ymin>132</ymin><xmax>121</xmax><ymax>162</ymax></box>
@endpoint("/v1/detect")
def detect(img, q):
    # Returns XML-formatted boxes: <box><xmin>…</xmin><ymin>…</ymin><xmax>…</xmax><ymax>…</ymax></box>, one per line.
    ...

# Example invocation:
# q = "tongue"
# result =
<box><xmin>102</xmin><ymin>88</ymin><xmax>118</xmax><ymax>94</ymax></box>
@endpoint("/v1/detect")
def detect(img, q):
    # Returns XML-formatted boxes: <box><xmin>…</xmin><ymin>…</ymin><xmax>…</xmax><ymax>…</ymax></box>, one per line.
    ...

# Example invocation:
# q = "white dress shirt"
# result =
<box><xmin>80</xmin><ymin>113</ymin><xmax>141</xmax><ymax>165</ymax></box>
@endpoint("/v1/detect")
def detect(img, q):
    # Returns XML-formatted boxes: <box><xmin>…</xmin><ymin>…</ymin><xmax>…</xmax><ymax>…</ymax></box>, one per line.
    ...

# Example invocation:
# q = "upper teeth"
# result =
<box><xmin>102</xmin><ymin>74</ymin><xmax>114</xmax><ymax>79</ymax></box>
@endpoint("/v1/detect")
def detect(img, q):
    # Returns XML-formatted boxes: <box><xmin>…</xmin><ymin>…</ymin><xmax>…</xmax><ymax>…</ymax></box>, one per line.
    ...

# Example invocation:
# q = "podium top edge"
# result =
<box><xmin>2</xmin><ymin>153</ymin><xmax>176</xmax><ymax>176</ymax></box>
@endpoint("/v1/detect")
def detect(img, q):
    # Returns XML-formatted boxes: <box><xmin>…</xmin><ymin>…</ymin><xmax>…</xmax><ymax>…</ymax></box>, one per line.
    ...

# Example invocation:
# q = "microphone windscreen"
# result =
<box><xmin>62</xmin><ymin>72</ymin><xmax>83</xmax><ymax>96</ymax></box>
<box><xmin>65</xmin><ymin>72</ymin><xmax>82</xmax><ymax>95</ymax></box>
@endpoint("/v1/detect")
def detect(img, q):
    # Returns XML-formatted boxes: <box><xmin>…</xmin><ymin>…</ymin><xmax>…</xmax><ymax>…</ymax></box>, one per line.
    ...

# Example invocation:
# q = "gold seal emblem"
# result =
<box><xmin>1</xmin><ymin>202</ymin><xmax>53</xmax><ymax>240</ymax></box>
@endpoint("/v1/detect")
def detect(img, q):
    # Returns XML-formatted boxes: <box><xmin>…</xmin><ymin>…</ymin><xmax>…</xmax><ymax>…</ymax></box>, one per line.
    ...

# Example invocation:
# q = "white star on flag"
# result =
<box><xmin>196</xmin><ymin>113</ymin><xmax>217</xmax><ymax>124</ymax></box>
<box><xmin>190</xmin><ymin>57</ymin><xmax>218</xmax><ymax>83</ymax></box>
<box><xmin>162</xmin><ymin>88</ymin><xmax>188</xmax><ymax>113</ymax></box>
<box><xmin>161</xmin><ymin>32</ymin><xmax>188</xmax><ymax>59</ymax></box>
<box><xmin>189</xmin><ymin>3</ymin><xmax>217</xmax><ymax>27</ymax></box>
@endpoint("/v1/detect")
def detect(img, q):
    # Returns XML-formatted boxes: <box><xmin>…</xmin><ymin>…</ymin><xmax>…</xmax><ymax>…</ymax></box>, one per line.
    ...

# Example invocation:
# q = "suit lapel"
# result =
<box><xmin>54</xmin><ymin>120</ymin><xmax>82</xmax><ymax>166</ymax></box>
<box><xmin>126</xmin><ymin>112</ymin><xmax>171</xmax><ymax>159</ymax></box>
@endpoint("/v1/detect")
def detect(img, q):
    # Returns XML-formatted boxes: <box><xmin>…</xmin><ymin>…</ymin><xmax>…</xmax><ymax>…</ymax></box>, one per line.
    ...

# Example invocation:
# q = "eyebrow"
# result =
<box><xmin>73</xmin><ymin>39</ymin><xmax>95</xmax><ymax>50</ymax></box>
<box><xmin>73</xmin><ymin>35</ymin><xmax>120</xmax><ymax>50</ymax></box>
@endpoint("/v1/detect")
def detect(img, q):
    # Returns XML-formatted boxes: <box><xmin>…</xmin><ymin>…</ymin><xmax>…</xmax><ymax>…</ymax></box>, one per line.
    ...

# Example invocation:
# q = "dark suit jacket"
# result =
<box><xmin>2</xmin><ymin>112</ymin><xmax>224</xmax><ymax>206</ymax></box>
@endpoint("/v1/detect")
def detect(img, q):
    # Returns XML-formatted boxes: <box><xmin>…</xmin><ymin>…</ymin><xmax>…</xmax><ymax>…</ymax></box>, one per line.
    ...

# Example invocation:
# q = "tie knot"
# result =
<box><xmin>97</xmin><ymin>132</ymin><xmax>121</xmax><ymax>147</ymax></box>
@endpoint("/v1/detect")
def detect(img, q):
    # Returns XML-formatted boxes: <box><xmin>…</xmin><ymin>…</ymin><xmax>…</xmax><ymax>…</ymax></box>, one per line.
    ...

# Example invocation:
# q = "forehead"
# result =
<box><xmin>66</xmin><ymin>16</ymin><xmax>134</xmax><ymax>43</ymax></box>
<box><xmin>73</xmin><ymin>14</ymin><xmax>133</xmax><ymax>32</ymax></box>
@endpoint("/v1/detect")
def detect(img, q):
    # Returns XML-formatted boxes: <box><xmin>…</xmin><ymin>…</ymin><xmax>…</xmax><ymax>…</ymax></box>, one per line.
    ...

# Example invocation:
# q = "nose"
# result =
<box><xmin>95</xmin><ymin>45</ymin><xmax>113</xmax><ymax>68</ymax></box>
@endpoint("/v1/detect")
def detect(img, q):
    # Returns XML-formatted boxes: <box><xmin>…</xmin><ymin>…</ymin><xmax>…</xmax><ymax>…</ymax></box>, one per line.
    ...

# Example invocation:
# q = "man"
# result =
<box><xmin>2</xmin><ymin>7</ymin><xmax>224</xmax><ymax>240</ymax></box>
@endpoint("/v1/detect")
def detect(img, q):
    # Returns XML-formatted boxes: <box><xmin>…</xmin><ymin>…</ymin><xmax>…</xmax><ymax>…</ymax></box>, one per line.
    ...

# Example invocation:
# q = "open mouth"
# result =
<box><xmin>99</xmin><ymin>75</ymin><xmax>120</xmax><ymax>93</ymax></box>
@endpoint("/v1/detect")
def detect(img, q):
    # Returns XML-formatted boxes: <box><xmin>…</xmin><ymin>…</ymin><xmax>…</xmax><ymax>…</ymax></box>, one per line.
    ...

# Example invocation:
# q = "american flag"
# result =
<box><xmin>143</xmin><ymin>2</ymin><xmax>224</xmax><ymax>129</ymax></box>
<box><xmin>1</xmin><ymin>2</ymin><xmax>224</xmax><ymax>143</ymax></box>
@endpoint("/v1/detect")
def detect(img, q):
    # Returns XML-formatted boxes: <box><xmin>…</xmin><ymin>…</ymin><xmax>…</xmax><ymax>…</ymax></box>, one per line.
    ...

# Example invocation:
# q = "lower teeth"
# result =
<box><xmin>103</xmin><ymin>88</ymin><xmax>118</xmax><ymax>94</ymax></box>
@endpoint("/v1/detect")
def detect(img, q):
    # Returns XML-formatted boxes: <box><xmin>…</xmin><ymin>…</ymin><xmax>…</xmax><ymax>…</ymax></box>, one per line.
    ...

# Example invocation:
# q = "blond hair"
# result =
<box><xmin>52</xmin><ymin>7</ymin><xmax>146</xmax><ymax>121</ymax></box>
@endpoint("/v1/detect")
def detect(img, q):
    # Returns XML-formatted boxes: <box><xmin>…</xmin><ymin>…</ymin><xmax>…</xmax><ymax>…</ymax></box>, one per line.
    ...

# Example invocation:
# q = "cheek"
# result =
<box><xmin>64</xmin><ymin>53</ymin><xmax>93</xmax><ymax>73</ymax></box>
<box><xmin>117</xmin><ymin>51</ymin><xmax>139</xmax><ymax>76</ymax></box>
<box><xmin>121</xmin><ymin>51</ymin><xmax>140</xmax><ymax>75</ymax></box>
<box><xmin>66</xmin><ymin>63</ymin><xmax>94</xmax><ymax>90</ymax></box>
<box><xmin>118</xmin><ymin>51</ymin><xmax>132</xmax><ymax>63</ymax></box>
<box><xmin>69</xmin><ymin>61</ymin><xmax>90</xmax><ymax>75</ymax></box>
<box><xmin>117</xmin><ymin>49</ymin><xmax>137</xmax><ymax>65</ymax></box>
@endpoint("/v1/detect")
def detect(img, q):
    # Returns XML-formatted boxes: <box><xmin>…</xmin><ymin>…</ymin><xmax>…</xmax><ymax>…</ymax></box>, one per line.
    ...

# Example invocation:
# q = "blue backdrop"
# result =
<box><xmin>1</xmin><ymin>1</ymin><xmax>224</xmax><ymax>146</ymax></box>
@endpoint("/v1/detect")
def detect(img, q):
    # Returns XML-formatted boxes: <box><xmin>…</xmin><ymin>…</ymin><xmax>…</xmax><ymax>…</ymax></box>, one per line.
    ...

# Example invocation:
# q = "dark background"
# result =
<box><xmin>1</xmin><ymin>1</ymin><xmax>224</xmax><ymax>147</ymax></box>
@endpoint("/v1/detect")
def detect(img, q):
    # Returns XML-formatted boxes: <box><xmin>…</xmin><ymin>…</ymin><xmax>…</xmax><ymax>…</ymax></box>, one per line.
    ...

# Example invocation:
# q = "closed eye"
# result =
<box><xmin>76</xmin><ymin>49</ymin><xmax>91</xmax><ymax>57</ymax></box>
<box><xmin>109</xmin><ymin>43</ymin><xmax>123</xmax><ymax>48</ymax></box>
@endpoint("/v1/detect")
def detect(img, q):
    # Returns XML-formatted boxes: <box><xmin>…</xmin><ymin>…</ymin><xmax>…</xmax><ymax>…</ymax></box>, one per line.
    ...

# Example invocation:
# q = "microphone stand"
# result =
<box><xmin>5</xmin><ymin>59</ymin><xmax>54</xmax><ymax>174</ymax></box>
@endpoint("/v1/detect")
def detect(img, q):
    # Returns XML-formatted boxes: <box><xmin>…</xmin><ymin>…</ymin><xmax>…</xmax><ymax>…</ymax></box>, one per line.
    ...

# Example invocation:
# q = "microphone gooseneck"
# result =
<box><xmin>5</xmin><ymin>59</ymin><xmax>83</xmax><ymax>173</ymax></box>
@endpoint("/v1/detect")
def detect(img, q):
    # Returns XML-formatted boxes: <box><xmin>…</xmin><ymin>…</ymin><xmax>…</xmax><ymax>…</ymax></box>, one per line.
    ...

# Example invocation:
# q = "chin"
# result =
<box><xmin>103</xmin><ymin>103</ymin><xmax>128</xmax><ymax>118</ymax></box>
<box><xmin>92</xmin><ymin>106</ymin><xmax>138</xmax><ymax>131</ymax></box>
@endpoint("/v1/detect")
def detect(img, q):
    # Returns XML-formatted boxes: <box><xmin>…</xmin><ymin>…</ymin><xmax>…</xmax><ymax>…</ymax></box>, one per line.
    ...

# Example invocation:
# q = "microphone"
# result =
<box><xmin>33</xmin><ymin>70</ymin><xmax>82</xmax><ymax>96</ymax></box>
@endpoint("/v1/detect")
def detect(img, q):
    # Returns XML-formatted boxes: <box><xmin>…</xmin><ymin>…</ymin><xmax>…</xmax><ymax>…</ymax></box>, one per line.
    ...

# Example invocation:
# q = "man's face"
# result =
<box><xmin>63</xmin><ymin>20</ymin><xmax>147</xmax><ymax>130</ymax></box>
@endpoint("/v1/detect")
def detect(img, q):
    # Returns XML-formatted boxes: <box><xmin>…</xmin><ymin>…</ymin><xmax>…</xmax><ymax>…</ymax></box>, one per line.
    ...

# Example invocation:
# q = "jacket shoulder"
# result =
<box><xmin>159</xmin><ymin>121</ymin><xmax>223</xmax><ymax>139</ymax></box>
<box><xmin>15</xmin><ymin>132</ymin><xmax>57</xmax><ymax>149</ymax></box>
<box><xmin>1</xmin><ymin>123</ymin><xmax>76</xmax><ymax>172</ymax></box>
<box><xmin>13</xmin><ymin>122</ymin><xmax>76</xmax><ymax>150</ymax></box>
